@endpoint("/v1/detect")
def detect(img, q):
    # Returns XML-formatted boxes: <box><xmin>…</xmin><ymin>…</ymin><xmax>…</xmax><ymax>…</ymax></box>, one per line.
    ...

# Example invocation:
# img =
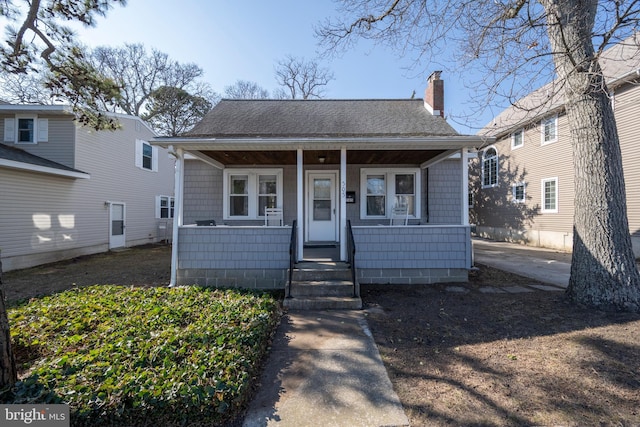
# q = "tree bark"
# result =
<box><xmin>0</xmin><ymin>251</ymin><xmax>18</xmax><ymax>387</ymax></box>
<box><xmin>541</xmin><ymin>0</ymin><xmax>640</xmax><ymax>311</ymax></box>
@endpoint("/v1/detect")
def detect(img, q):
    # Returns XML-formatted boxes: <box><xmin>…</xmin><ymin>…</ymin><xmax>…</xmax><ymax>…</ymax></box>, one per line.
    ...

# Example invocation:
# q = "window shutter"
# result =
<box><xmin>37</xmin><ymin>118</ymin><xmax>48</xmax><ymax>142</ymax></box>
<box><xmin>4</xmin><ymin>118</ymin><xmax>15</xmax><ymax>142</ymax></box>
<box><xmin>152</xmin><ymin>146</ymin><xmax>159</xmax><ymax>172</ymax></box>
<box><xmin>135</xmin><ymin>139</ymin><xmax>143</xmax><ymax>168</ymax></box>
<box><xmin>155</xmin><ymin>195</ymin><xmax>161</xmax><ymax>218</ymax></box>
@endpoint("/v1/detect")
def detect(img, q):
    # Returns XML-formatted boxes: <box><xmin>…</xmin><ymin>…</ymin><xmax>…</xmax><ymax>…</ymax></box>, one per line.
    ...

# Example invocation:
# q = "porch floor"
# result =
<box><xmin>302</xmin><ymin>244</ymin><xmax>340</xmax><ymax>261</ymax></box>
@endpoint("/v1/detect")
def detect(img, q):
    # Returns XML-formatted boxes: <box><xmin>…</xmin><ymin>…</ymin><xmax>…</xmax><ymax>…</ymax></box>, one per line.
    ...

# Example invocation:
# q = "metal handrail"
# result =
<box><xmin>346</xmin><ymin>220</ymin><xmax>358</xmax><ymax>297</ymax></box>
<box><xmin>287</xmin><ymin>220</ymin><xmax>297</xmax><ymax>299</ymax></box>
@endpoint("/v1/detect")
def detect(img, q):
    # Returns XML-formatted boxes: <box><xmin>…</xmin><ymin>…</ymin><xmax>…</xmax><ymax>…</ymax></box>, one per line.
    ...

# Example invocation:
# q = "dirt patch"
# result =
<box><xmin>361</xmin><ymin>266</ymin><xmax>640</xmax><ymax>426</ymax></box>
<box><xmin>2</xmin><ymin>244</ymin><xmax>171</xmax><ymax>303</ymax></box>
<box><xmin>2</xmin><ymin>246</ymin><xmax>639</xmax><ymax>426</ymax></box>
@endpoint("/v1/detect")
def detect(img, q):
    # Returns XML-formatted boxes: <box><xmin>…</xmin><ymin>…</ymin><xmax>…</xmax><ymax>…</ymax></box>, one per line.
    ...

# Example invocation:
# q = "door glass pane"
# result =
<box><xmin>111</xmin><ymin>204</ymin><xmax>124</xmax><ymax>235</ymax></box>
<box><xmin>314</xmin><ymin>179</ymin><xmax>331</xmax><ymax>199</ymax></box>
<box><xmin>314</xmin><ymin>200</ymin><xmax>331</xmax><ymax>221</ymax></box>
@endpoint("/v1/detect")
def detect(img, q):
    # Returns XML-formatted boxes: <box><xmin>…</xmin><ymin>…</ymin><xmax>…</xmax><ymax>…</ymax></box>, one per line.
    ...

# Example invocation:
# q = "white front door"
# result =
<box><xmin>109</xmin><ymin>202</ymin><xmax>126</xmax><ymax>249</ymax></box>
<box><xmin>306</xmin><ymin>172</ymin><xmax>338</xmax><ymax>242</ymax></box>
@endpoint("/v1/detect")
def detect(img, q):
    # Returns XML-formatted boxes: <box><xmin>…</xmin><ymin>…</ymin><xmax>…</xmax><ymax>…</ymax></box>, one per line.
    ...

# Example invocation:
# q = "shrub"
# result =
<box><xmin>2</xmin><ymin>285</ymin><xmax>281</xmax><ymax>426</ymax></box>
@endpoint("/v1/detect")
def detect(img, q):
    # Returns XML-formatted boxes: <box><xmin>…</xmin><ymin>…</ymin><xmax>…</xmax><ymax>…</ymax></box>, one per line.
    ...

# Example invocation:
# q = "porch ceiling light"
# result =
<box><xmin>318</xmin><ymin>155</ymin><xmax>326</xmax><ymax>163</ymax></box>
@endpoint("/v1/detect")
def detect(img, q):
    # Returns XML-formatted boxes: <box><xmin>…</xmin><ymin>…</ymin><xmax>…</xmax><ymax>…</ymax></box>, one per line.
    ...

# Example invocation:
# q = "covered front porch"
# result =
<box><xmin>160</xmin><ymin>140</ymin><xmax>481</xmax><ymax>289</ymax></box>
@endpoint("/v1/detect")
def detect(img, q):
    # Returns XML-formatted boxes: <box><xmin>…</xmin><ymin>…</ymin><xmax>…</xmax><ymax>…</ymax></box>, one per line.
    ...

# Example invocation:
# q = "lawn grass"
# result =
<box><xmin>1</xmin><ymin>285</ymin><xmax>281</xmax><ymax>426</ymax></box>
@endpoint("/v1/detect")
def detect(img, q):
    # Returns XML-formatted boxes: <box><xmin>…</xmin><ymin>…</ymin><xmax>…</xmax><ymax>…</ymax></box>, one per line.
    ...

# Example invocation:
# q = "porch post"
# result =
<box><xmin>461</xmin><ymin>147</ymin><xmax>469</xmax><ymax>225</ymax></box>
<box><xmin>169</xmin><ymin>147</ymin><xmax>184</xmax><ymax>287</ymax></box>
<box><xmin>297</xmin><ymin>148</ymin><xmax>304</xmax><ymax>261</ymax></box>
<box><xmin>340</xmin><ymin>147</ymin><xmax>347</xmax><ymax>260</ymax></box>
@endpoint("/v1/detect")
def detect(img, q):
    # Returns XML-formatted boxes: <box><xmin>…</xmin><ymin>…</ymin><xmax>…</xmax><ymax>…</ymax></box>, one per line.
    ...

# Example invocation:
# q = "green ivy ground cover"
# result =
<box><xmin>1</xmin><ymin>285</ymin><xmax>281</xmax><ymax>426</ymax></box>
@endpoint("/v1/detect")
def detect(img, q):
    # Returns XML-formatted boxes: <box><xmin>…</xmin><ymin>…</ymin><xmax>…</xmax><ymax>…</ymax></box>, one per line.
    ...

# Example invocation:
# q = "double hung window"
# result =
<box><xmin>361</xmin><ymin>168</ymin><xmax>420</xmax><ymax>219</ymax></box>
<box><xmin>156</xmin><ymin>196</ymin><xmax>175</xmax><ymax>219</ymax></box>
<box><xmin>224</xmin><ymin>169</ymin><xmax>283</xmax><ymax>219</ymax></box>
<box><xmin>541</xmin><ymin>178</ymin><xmax>558</xmax><ymax>213</ymax></box>
<box><xmin>541</xmin><ymin>115</ymin><xmax>558</xmax><ymax>145</ymax></box>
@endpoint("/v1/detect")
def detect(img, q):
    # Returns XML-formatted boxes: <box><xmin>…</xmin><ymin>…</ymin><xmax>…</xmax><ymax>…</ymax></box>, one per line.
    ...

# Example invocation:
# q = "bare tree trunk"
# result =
<box><xmin>0</xmin><ymin>251</ymin><xmax>18</xmax><ymax>386</ymax></box>
<box><xmin>542</xmin><ymin>0</ymin><xmax>640</xmax><ymax>311</ymax></box>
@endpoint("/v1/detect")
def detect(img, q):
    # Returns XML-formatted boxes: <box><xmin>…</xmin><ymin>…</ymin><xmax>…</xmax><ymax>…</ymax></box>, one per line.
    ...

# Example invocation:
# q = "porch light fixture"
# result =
<box><xmin>318</xmin><ymin>155</ymin><xmax>326</xmax><ymax>164</ymax></box>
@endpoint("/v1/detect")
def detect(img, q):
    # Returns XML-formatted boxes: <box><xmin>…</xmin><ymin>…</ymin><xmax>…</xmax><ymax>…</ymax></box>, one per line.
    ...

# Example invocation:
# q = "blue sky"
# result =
<box><xmin>70</xmin><ymin>0</ymin><xmax>503</xmax><ymax>134</ymax></box>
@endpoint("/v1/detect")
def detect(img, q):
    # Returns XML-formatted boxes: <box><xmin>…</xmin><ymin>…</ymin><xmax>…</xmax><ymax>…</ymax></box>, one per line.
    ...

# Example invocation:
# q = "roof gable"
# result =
<box><xmin>480</xmin><ymin>33</ymin><xmax>640</xmax><ymax>138</ymax></box>
<box><xmin>186</xmin><ymin>99</ymin><xmax>459</xmax><ymax>138</ymax></box>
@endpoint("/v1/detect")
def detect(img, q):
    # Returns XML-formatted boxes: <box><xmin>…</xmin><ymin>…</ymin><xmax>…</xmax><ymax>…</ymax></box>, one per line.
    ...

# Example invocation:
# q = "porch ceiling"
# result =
<box><xmin>198</xmin><ymin>149</ymin><xmax>448</xmax><ymax>165</ymax></box>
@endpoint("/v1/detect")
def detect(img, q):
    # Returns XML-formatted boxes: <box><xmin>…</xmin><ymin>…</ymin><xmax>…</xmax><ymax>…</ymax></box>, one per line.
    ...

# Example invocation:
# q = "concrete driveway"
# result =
<box><xmin>472</xmin><ymin>238</ymin><xmax>571</xmax><ymax>288</ymax></box>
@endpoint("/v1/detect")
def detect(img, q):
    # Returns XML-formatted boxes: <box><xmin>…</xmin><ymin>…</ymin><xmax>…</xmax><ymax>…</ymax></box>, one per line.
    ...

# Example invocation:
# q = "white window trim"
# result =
<box><xmin>223</xmin><ymin>168</ymin><xmax>283</xmax><ymax>220</ymax></box>
<box><xmin>512</xmin><ymin>182</ymin><xmax>526</xmax><ymax>203</ymax></box>
<box><xmin>156</xmin><ymin>195</ymin><xmax>175</xmax><ymax>219</ymax></box>
<box><xmin>541</xmin><ymin>114</ymin><xmax>558</xmax><ymax>145</ymax></box>
<box><xmin>4</xmin><ymin>115</ymin><xmax>48</xmax><ymax>144</ymax></box>
<box><xmin>541</xmin><ymin>177</ymin><xmax>558</xmax><ymax>213</ymax></box>
<box><xmin>511</xmin><ymin>128</ymin><xmax>524</xmax><ymax>149</ymax></box>
<box><xmin>135</xmin><ymin>139</ymin><xmax>158</xmax><ymax>172</ymax></box>
<box><xmin>481</xmin><ymin>146</ymin><xmax>498</xmax><ymax>189</ymax></box>
<box><xmin>359</xmin><ymin>168</ymin><xmax>421</xmax><ymax>220</ymax></box>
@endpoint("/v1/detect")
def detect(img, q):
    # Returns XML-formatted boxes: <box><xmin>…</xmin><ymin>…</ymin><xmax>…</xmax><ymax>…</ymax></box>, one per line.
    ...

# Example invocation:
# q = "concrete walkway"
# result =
<box><xmin>242</xmin><ymin>310</ymin><xmax>409</xmax><ymax>427</ymax></box>
<box><xmin>472</xmin><ymin>238</ymin><xmax>571</xmax><ymax>288</ymax></box>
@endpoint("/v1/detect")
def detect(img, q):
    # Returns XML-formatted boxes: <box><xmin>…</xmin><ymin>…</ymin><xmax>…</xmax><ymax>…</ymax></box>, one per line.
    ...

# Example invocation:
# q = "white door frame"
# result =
<box><xmin>305</xmin><ymin>170</ymin><xmax>339</xmax><ymax>243</ymax></box>
<box><xmin>108</xmin><ymin>201</ymin><xmax>126</xmax><ymax>249</ymax></box>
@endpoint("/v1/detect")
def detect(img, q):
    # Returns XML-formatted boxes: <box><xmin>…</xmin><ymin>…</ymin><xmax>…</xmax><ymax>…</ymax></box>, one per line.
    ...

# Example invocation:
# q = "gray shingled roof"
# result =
<box><xmin>0</xmin><ymin>143</ymin><xmax>87</xmax><ymax>174</ymax></box>
<box><xmin>186</xmin><ymin>99</ymin><xmax>459</xmax><ymax>138</ymax></box>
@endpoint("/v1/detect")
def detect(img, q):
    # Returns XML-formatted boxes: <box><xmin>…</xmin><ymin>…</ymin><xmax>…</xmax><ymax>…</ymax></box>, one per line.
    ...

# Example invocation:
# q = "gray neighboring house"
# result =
<box><xmin>153</xmin><ymin>73</ymin><xmax>487</xmax><ymax>289</ymax></box>
<box><xmin>0</xmin><ymin>104</ymin><xmax>175</xmax><ymax>271</ymax></box>
<box><xmin>474</xmin><ymin>34</ymin><xmax>640</xmax><ymax>254</ymax></box>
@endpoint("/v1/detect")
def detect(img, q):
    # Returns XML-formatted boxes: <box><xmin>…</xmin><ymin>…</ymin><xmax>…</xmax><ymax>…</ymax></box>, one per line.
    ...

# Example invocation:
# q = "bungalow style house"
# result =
<box><xmin>473</xmin><ymin>34</ymin><xmax>640</xmax><ymax>254</ymax></box>
<box><xmin>153</xmin><ymin>72</ymin><xmax>487</xmax><ymax>302</ymax></box>
<box><xmin>0</xmin><ymin>104</ymin><xmax>175</xmax><ymax>271</ymax></box>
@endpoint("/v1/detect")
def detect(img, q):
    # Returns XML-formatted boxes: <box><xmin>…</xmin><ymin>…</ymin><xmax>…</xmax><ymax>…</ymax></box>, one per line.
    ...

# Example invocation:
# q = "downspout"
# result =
<box><xmin>169</xmin><ymin>147</ymin><xmax>184</xmax><ymax>287</ymax></box>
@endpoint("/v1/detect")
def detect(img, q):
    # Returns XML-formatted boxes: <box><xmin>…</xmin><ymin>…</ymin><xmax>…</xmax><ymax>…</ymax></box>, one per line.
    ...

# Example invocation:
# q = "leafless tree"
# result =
<box><xmin>224</xmin><ymin>80</ymin><xmax>271</xmax><ymax>99</ymax></box>
<box><xmin>88</xmin><ymin>44</ymin><xmax>216</xmax><ymax>119</ymax></box>
<box><xmin>317</xmin><ymin>0</ymin><xmax>640</xmax><ymax>312</ymax></box>
<box><xmin>274</xmin><ymin>55</ymin><xmax>335</xmax><ymax>99</ymax></box>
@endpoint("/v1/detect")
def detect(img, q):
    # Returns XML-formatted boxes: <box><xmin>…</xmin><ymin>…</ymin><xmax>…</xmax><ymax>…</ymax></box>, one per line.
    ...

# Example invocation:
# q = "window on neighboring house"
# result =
<box><xmin>541</xmin><ymin>178</ymin><xmax>558</xmax><ymax>213</ymax></box>
<box><xmin>360</xmin><ymin>168</ymin><xmax>420</xmax><ymax>219</ymax></box>
<box><xmin>512</xmin><ymin>182</ymin><xmax>526</xmax><ymax>203</ymax></box>
<box><xmin>156</xmin><ymin>196</ymin><xmax>175</xmax><ymax>219</ymax></box>
<box><xmin>482</xmin><ymin>147</ymin><xmax>498</xmax><ymax>188</ymax></box>
<box><xmin>18</xmin><ymin>118</ymin><xmax>34</xmax><ymax>143</ymax></box>
<box><xmin>541</xmin><ymin>115</ymin><xmax>558</xmax><ymax>145</ymax></box>
<box><xmin>4</xmin><ymin>116</ymin><xmax>48</xmax><ymax>144</ymax></box>
<box><xmin>135</xmin><ymin>139</ymin><xmax>158</xmax><ymax>171</ymax></box>
<box><xmin>223</xmin><ymin>169</ymin><xmax>283</xmax><ymax>219</ymax></box>
<box><xmin>511</xmin><ymin>129</ymin><xmax>524</xmax><ymax>149</ymax></box>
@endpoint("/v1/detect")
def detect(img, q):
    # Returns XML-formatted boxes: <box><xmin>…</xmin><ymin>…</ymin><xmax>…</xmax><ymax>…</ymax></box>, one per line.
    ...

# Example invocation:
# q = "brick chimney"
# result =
<box><xmin>424</xmin><ymin>71</ymin><xmax>444</xmax><ymax>117</ymax></box>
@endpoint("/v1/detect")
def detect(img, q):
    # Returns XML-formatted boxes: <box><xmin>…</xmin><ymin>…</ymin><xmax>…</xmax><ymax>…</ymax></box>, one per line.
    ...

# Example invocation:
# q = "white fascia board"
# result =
<box><xmin>151</xmin><ymin>136</ymin><xmax>491</xmax><ymax>151</ymax></box>
<box><xmin>0</xmin><ymin>159</ymin><xmax>90</xmax><ymax>179</ymax></box>
<box><xmin>0</xmin><ymin>104</ymin><xmax>73</xmax><ymax>115</ymax></box>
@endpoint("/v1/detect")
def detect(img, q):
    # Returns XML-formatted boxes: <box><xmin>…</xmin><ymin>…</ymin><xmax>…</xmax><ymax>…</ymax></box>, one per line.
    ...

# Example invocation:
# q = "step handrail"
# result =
<box><xmin>287</xmin><ymin>220</ymin><xmax>297</xmax><ymax>299</ymax></box>
<box><xmin>346</xmin><ymin>220</ymin><xmax>358</xmax><ymax>297</ymax></box>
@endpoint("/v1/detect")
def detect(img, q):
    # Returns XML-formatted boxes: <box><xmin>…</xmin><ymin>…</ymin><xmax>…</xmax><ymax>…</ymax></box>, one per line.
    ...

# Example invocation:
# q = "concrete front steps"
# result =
<box><xmin>283</xmin><ymin>261</ymin><xmax>362</xmax><ymax>310</ymax></box>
